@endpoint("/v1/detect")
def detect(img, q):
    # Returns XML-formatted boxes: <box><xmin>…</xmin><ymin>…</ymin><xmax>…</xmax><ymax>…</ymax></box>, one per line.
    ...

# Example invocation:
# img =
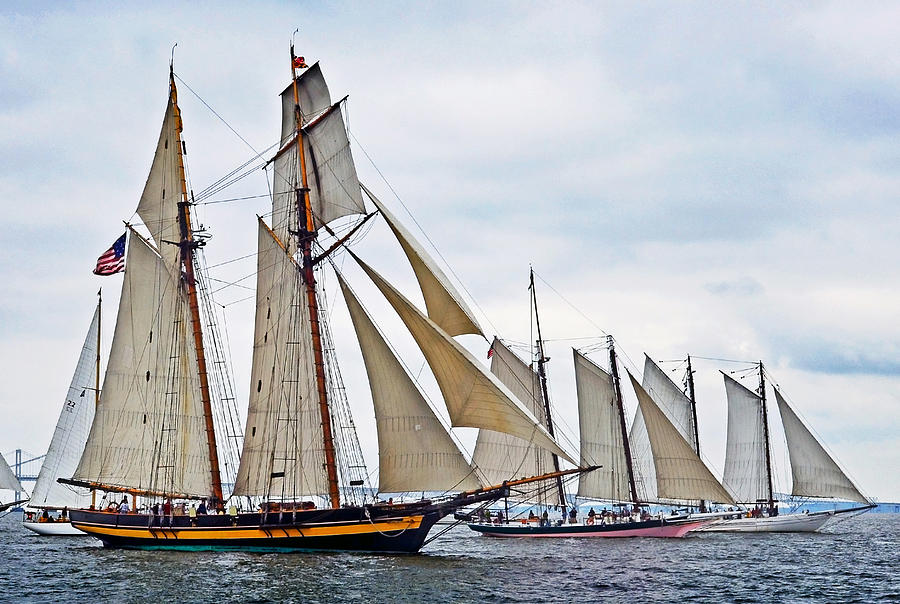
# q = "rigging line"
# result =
<box><xmin>199</xmin><ymin>193</ymin><xmax>272</xmax><ymax>206</ymax></box>
<box><xmin>531</xmin><ymin>270</ymin><xmax>609</xmax><ymax>338</ymax></box>
<box><xmin>173</xmin><ymin>73</ymin><xmax>259</xmax><ymax>155</ymax></box>
<box><xmin>207</xmin><ymin>276</ymin><xmax>255</xmax><ymax>292</ymax></box>
<box><xmin>690</xmin><ymin>355</ymin><xmax>758</xmax><ymax>365</ymax></box>
<box><xmin>206</xmin><ymin>252</ymin><xmax>258</xmax><ymax>270</ymax></box>
<box><xmin>349</xmin><ymin>130</ymin><xmax>499</xmax><ymax>338</ymax></box>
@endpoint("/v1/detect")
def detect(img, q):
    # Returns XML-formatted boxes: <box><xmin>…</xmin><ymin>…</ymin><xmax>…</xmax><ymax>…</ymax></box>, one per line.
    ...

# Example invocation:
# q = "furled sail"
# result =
<box><xmin>29</xmin><ymin>303</ymin><xmax>99</xmax><ymax>509</ymax></box>
<box><xmin>232</xmin><ymin>220</ymin><xmax>328</xmax><ymax>498</ymax></box>
<box><xmin>73</xmin><ymin>234</ymin><xmax>214</xmax><ymax>497</ymax></box>
<box><xmin>774</xmin><ymin>389</ymin><xmax>868</xmax><ymax>503</ymax></box>
<box><xmin>362</xmin><ymin>183</ymin><xmax>482</xmax><ymax>337</ymax></box>
<box><xmin>630</xmin><ymin>356</ymin><xmax>698</xmax><ymax>501</ymax></box>
<box><xmin>337</xmin><ymin>274</ymin><xmax>480</xmax><ymax>493</ymax></box>
<box><xmin>0</xmin><ymin>453</ymin><xmax>24</xmax><ymax>493</ymax></box>
<box><xmin>628</xmin><ymin>373</ymin><xmax>734</xmax><ymax>504</ymax></box>
<box><xmin>271</xmin><ymin>64</ymin><xmax>365</xmax><ymax>241</ymax></box>
<box><xmin>721</xmin><ymin>373</ymin><xmax>769</xmax><ymax>503</ymax></box>
<box><xmin>351</xmin><ymin>252</ymin><xmax>573</xmax><ymax>463</ymax></box>
<box><xmin>574</xmin><ymin>350</ymin><xmax>632</xmax><ymax>502</ymax></box>
<box><xmin>471</xmin><ymin>339</ymin><xmax>555</xmax><ymax>486</ymax></box>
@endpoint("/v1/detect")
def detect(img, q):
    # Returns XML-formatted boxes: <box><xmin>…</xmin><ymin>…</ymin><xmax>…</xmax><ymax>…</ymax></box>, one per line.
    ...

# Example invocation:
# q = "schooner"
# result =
<box><xmin>64</xmin><ymin>49</ymin><xmax>585</xmax><ymax>552</ymax></box>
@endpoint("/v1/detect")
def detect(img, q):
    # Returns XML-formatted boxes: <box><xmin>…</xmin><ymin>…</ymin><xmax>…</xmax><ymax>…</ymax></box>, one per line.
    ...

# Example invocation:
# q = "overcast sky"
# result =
<box><xmin>2</xmin><ymin>1</ymin><xmax>898</xmax><ymax>502</ymax></box>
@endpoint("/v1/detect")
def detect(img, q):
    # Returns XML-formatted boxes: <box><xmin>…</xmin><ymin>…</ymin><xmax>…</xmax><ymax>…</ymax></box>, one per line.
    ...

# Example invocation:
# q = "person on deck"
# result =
<box><xmin>163</xmin><ymin>499</ymin><xmax>172</xmax><ymax>516</ymax></box>
<box><xmin>568</xmin><ymin>507</ymin><xmax>577</xmax><ymax>524</ymax></box>
<box><xmin>198</xmin><ymin>500</ymin><xmax>207</xmax><ymax>515</ymax></box>
<box><xmin>541</xmin><ymin>510</ymin><xmax>549</xmax><ymax>527</ymax></box>
<box><xmin>587</xmin><ymin>508</ymin><xmax>596</xmax><ymax>525</ymax></box>
<box><xmin>119</xmin><ymin>498</ymin><xmax>130</xmax><ymax>514</ymax></box>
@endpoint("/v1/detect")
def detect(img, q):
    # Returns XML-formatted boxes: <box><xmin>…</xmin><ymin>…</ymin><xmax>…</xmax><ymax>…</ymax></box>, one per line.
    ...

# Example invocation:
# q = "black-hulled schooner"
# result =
<box><xmin>65</xmin><ymin>50</ymin><xmax>582</xmax><ymax>552</ymax></box>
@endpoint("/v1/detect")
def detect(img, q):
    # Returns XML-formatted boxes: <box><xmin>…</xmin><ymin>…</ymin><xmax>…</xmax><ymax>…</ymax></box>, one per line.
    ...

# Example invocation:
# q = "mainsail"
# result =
<box><xmin>73</xmin><ymin>234</ymin><xmax>214</xmax><ymax>497</ymax></box>
<box><xmin>362</xmin><ymin>183</ymin><xmax>483</xmax><ymax>337</ymax></box>
<box><xmin>471</xmin><ymin>339</ymin><xmax>555</xmax><ymax>486</ymax></box>
<box><xmin>0</xmin><ymin>453</ymin><xmax>24</xmax><ymax>494</ymax></box>
<box><xmin>773</xmin><ymin>389</ymin><xmax>868</xmax><ymax>503</ymax></box>
<box><xmin>232</xmin><ymin>221</ymin><xmax>328</xmax><ymax>498</ymax></box>
<box><xmin>351</xmin><ymin>252</ymin><xmax>573</xmax><ymax>463</ymax></box>
<box><xmin>29</xmin><ymin>303</ymin><xmax>99</xmax><ymax>509</ymax></box>
<box><xmin>721</xmin><ymin>373</ymin><xmax>769</xmax><ymax>503</ymax></box>
<box><xmin>574</xmin><ymin>350</ymin><xmax>633</xmax><ymax>502</ymax></box>
<box><xmin>338</xmin><ymin>274</ymin><xmax>480</xmax><ymax>493</ymax></box>
<box><xmin>628</xmin><ymin>373</ymin><xmax>734</xmax><ymax>504</ymax></box>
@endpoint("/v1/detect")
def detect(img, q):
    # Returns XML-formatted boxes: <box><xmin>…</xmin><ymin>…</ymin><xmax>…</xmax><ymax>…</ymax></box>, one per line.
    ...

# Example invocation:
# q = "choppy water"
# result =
<box><xmin>0</xmin><ymin>512</ymin><xmax>896</xmax><ymax>602</ymax></box>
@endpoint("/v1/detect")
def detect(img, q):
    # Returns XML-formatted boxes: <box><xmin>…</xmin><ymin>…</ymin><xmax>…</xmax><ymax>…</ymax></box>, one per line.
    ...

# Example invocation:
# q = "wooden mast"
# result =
<box><xmin>289</xmin><ymin>45</ymin><xmax>341</xmax><ymax>509</ymax></box>
<box><xmin>529</xmin><ymin>269</ymin><xmax>566</xmax><ymax>513</ymax></box>
<box><xmin>92</xmin><ymin>289</ymin><xmax>101</xmax><ymax>509</ymax></box>
<box><xmin>685</xmin><ymin>355</ymin><xmax>705</xmax><ymax>511</ymax></box>
<box><xmin>169</xmin><ymin>66</ymin><xmax>223</xmax><ymax>504</ymax></box>
<box><xmin>608</xmin><ymin>336</ymin><xmax>640</xmax><ymax>506</ymax></box>
<box><xmin>758</xmin><ymin>361</ymin><xmax>775</xmax><ymax>514</ymax></box>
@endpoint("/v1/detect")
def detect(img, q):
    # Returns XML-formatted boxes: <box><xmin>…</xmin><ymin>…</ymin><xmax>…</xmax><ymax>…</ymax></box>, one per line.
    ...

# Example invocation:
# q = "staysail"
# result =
<box><xmin>232</xmin><ymin>220</ymin><xmax>329</xmax><ymax>498</ymax></box>
<box><xmin>628</xmin><ymin>373</ymin><xmax>734</xmax><ymax>504</ymax></box>
<box><xmin>721</xmin><ymin>373</ymin><xmax>769</xmax><ymax>504</ymax></box>
<box><xmin>773</xmin><ymin>389</ymin><xmax>868</xmax><ymax>503</ymax></box>
<box><xmin>0</xmin><ymin>453</ymin><xmax>24</xmax><ymax>493</ymax></box>
<box><xmin>29</xmin><ymin>303</ymin><xmax>99</xmax><ymax>508</ymax></box>
<box><xmin>574</xmin><ymin>350</ymin><xmax>633</xmax><ymax>502</ymax></box>
<box><xmin>362</xmin><ymin>183</ymin><xmax>482</xmax><ymax>337</ymax></box>
<box><xmin>73</xmin><ymin>234</ymin><xmax>214</xmax><ymax>497</ymax></box>
<box><xmin>471</xmin><ymin>339</ymin><xmax>555</xmax><ymax>486</ymax></box>
<box><xmin>338</xmin><ymin>274</ymin><xmax>480</xmax><ymax>493</ymax></box>
<box><xmin>351</xmin><ymin>252</ymin><xmax>573</xmax><ymax>463</ymax></box>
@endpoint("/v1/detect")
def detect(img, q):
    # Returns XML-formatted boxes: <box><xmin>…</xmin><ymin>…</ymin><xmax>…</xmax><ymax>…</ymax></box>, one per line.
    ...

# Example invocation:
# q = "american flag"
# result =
<box><xmin>93</xmin><ymin>233</ymin><xmax>126</xmax><ymax>275</ymax></box>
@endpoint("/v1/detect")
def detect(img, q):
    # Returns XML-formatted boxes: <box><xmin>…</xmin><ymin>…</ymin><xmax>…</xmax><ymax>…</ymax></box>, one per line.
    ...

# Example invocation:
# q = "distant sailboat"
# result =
<box><xmin>0</xmin><ymin>453</ymin><xmax>26</xmax><ymax>513</ymax></box>
<box><xmin>699</xmin><ymin>363</ymin><xmax>874</xmax><ymax>532</ymax></box>
<box><xmin>23</xmin><ymin>298</ymin><xmax>101</xmax><ymax>535</ymax></box>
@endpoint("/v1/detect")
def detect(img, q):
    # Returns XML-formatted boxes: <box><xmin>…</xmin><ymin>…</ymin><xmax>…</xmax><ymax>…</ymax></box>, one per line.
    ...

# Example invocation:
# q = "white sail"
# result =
<box><xmin>630</xmin><ymin>356</ymin><xmax>698</xmax><ymax>501</ymax></box>
<box><xmin>135</xmin><ymin>96</ymin><xmax>183</xmax><ymax>275</ymax></box>
<box><xmin>352</xmin><ymin>252</ymin><xmax>573</xmax><ymax>464</ymax></box>
<box><xmin>0</xmin><ymin>453</ymin><xmax>24</xmax><ymax>493</ymax></box>
<box><xmin>29</xmin><ymin>303</ymin><xmax>99</xmax><ymax>509</ymax></box>
<box><xmin>73</xmin><ymin>234</ymin><xmax>214</xmax><ymax>497</ymax></box>
<box><xmin>628</xmin><ymin>373</ymin><xmax>734</xmax><ymax>504</ymax></box>
<box><xmin>574</xmin><ymin>350</ymin><xmax>633</xmax><ymax>502</ymax></box>
<box><xmin>272</xmin><ymin>64</ymin><xmax>365</xmax><ymax>238</ymax></box>
<box><xmin>471</xmin><ymin>340</ymin><xmax>555</xmax><ymax>486</ymax></box>
<box><xmin>721</xmin><ymin>373</ymin><xmax>769</xmax><ymax>503</ymax></box>
<box><xmin>337</xmin><ymin>274</ymin><xmax>480</xmax><ymax>493</ymax></box>
<box><xmin>362</xmin><ymin>183</ymin><xmax>482</xmax><ymax>337</ymax></box>
<box><xmin>774</xmin><ymin>389</ymin><xmax>868</xmax><ymax>503</ymax></box>
<box><xmin>232</xmin><ymin>220</ymin><xmax>329</xmax><ymax>498</ymax></box>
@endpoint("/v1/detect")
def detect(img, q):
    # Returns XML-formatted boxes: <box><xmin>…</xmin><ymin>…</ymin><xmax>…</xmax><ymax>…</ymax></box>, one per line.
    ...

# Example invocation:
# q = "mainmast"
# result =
<box><xmin>95</xmin><ymin>289</ymin><xmax>101</xmax><ymax>409</ymax></box>
<box><xmin>685</xmin><ymin>355</ymin><xmax>705</xmax><ymax>511</ymax></box>
<box><xmin>169</xmin><ymin>67</ymin><xmax>223</xmax><ymax>504</ymax></box>
<box><xmin>608</xmin><ymin>336</ymin><xmax>639</xmax><ymax>506</ymax></box>
<box><xmin>529</xmin><ymin>269</ymin><xmax>565</xmax><ymax>512</ymax></box>
<box><xmin>289</xmin><ymin>45</ymin><xmax>341</xmax><ymax>509</ymax></box>
<box><xmin>758</xmin><ymin>361</ymin><xmax>775</xmax><ymax>513</ymax></box>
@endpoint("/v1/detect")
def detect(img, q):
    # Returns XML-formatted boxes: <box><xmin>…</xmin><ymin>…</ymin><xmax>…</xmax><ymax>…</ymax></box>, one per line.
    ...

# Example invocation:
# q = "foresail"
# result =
<box><xmin>351</xmin><ymin>252</ymin><xmax>574</xmax><ymax>464</ymax></box>
<box><xmin>29</xmin><ymin>303</ymin><xmax>99</xmax><ymax>508</ymax></box>
<box><xmin>232</xmin><ymin>220</ymin><xmax>329</xmax><ymax>498</ymax></box>
<box><xmin>73</xmin><ymin>234</ymin><xmax>214</xmax><ymax>497</ymax></box>
<box><xmin>574</xmin><ymin>350</ymin><xmax>632</xmax><ymax>502</ymax></box>
<box><xmin>362</xmin><ymin>183</ymin><xmax>483</xmax><ymax>337</ymax></box>
<box><xmin>135</xmin><ymin>96</ymin><xmax>183</xmax><ymax>276</ymax></box>
<box><xmin>0</xmin><ymin>452</ymin><xmax>24</xmax><ymax>493</ymax></box>
<box><xmin>774</xmin><ymin>389</ymin><xmax>868</xmax><ymax>503</ymax></box>
<box><xmin>628</xmin><ymin>373</ymin><xmax>734</xmax><ymax>504</ymax></box>
<box><xmin>722</xmin><ymin>373</ymin><xmax>769</xmax><ymax>504</ymax></box>
<box><xmin>471</xmin><ymin>339</ymin><xmax>555</xmax><ymax>487</ymax></box>
<box><xmin>338</xmin><ymin>274</ymin><xmax>479</xmax><ymax>493</ymax></box>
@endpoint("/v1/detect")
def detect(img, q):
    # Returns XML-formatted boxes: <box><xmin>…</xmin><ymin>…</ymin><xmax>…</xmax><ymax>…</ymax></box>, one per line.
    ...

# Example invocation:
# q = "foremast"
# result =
<box><xmin>529</xmin><ymin>269</ymin><xmax>566</xmax><ymax>512</ymax></box>
<box><xmin>608</xmin><ymin>336</ymin><xmax>640</xmax><ymax>506</ymax></box>
<box><xmin>169</xmin><ymin>66</ymin><xmax>223</xmax><ymax>504</ymax></box>
<box><xmin>685</xmin><ymin>355</ymin><xmax>705</xmax><ymax>512</ymax></box>
<box><xmin>289</xmin><ymin>46</ymin><xmax>341</xmax><ymax>509</ymax></box>
<box><xmin>758</xmin><ymin>361</ymin><xmax>775</xmax><ymax>514</ymax></box>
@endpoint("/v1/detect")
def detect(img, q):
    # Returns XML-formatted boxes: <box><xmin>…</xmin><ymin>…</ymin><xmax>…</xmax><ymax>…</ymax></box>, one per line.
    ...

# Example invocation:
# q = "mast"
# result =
<box><xmin>608</xmin><ymin>336</ymin><xmax>639</xmax><ymax>506</ymax></box>
<box><xmin>169</xmin><ymin>66</ymin><xmax>223</xmax><ymax>503</ymax></box>
<box><xmin>95</xmin><ymin>290</ymin><xmax>101</xmax><ymax>409</ymax></box>
<box><xmin>290</xmin><ymin>45</ymin><xmax>340</xmax><ymax>509</ymax></box>
<box><xmin>529</xmin><ymin>269</ymin><xmax>565</xmax><ymax>512</ymax></box>
<box><xmin>758</xmin><ymin>361</ymin><xmax>775</xmax><ymax>513</ymax></box>
<box><xmin>685</xmin><ymin>355</ymin><xmax>705</xmax><ymax>511</ymax></box>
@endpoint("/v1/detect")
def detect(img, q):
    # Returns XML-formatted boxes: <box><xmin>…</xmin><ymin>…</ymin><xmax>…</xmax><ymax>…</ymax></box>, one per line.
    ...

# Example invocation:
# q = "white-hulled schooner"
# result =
<box><xmin>65</xmin><ymin>50</ymin><xmax>585</xmax><ymax>552</ymax></box>
<box><xmin>697</xmin><ymin>363</ymin><xmax>874</xmax><ymax>532</ymax></box>
<box><xmin>23</xmin><ymin>297</ymin><xmax>101</xmax><ymax>536</ymax></box>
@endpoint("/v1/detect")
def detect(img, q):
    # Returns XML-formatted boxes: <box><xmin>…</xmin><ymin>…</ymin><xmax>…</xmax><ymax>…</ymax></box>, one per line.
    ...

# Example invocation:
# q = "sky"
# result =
<box><xmin>1</xmin><ymin>1</ymin><xmax>898</xmax><ymax>501</ymax></box>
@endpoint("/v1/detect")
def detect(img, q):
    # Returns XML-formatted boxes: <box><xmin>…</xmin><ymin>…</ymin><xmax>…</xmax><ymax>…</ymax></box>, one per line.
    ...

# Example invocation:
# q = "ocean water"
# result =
<box><xmin>0</xmin><ymin>512</ymin><xmax>896</xmax><ymax>602</ymax></box>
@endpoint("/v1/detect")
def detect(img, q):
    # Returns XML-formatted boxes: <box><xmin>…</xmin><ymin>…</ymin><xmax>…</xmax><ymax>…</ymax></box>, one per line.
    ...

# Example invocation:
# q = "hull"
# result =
<box><xmin>468</xmin><ymin>518</ymin><xmax>706</xmax><ymax>538</ymax></box>
<box><xmin>696</xmin><ymin>511</ymin><xmax>834</xmax><ymax>533</ymax></box>
<box><xmin>23</xmin><ymin>520</ymin><xmax>87</xmax><ymax>536</ymax></box>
